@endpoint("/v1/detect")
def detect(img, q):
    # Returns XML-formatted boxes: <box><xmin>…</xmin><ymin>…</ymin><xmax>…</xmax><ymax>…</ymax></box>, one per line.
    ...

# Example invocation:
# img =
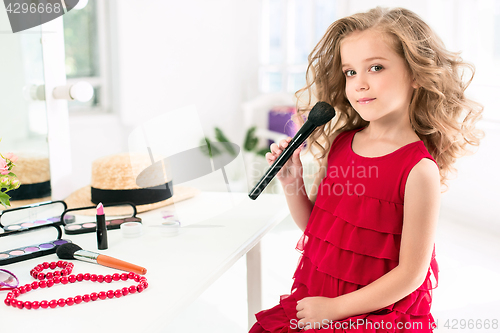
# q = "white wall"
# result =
<box><xmin>115</xmin><ymin>0</ymin><xmax>260</xmax><ymax>134</ymax></box>
<box><xmin>440</xmin><ymin>122</ymin><xmax>500</xmax><ymax>234</ymax></box>
<box><xmin>68</xmin><ymin>0</ymin><xmax>261</xmax><ymax>190</ymax></box>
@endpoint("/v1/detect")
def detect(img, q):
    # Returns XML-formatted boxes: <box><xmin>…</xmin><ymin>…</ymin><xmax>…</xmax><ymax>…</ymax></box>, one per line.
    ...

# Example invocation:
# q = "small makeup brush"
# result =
<box><xmin>56</xmin><ymin>243</ymin><xmax>147</xmax><ymax>275</ymax></box>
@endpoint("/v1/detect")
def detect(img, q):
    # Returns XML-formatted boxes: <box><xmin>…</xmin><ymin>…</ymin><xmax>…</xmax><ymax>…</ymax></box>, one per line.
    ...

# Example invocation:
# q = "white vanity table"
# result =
<box><xmin>1</xmin><ymin>192</ymin><xmax>288</xmax><ymax>333</ymax></box>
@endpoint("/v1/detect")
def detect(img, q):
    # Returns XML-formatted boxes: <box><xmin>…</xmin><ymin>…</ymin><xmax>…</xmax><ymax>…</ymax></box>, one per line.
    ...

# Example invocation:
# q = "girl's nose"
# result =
<box><xmin>355</xmin><ymin>75</ymin><xmax>369</xmax><ymax>92</ymax></box>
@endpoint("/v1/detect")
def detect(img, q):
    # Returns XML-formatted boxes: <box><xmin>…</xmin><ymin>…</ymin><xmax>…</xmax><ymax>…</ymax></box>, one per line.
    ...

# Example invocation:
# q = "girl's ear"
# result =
<box><xmin>411</xmin><ymin>78</ymin><xmax>419</xmax><ymax>89</ymax></box>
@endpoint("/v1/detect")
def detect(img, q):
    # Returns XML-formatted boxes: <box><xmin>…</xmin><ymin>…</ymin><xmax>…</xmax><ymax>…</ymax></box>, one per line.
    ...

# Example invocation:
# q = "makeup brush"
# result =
<box><xmin>249</xmin><ymin>101</ymin><xmax>336</xmax><ymax>200</ymax></box>
<box><xmin>56</xmin><ymin>243</ymin><xmax>147</xmax><ymax>275</ymax></box>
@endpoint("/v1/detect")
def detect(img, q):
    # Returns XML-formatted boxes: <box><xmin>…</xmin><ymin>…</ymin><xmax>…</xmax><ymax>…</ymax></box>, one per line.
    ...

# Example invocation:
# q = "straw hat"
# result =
<box><xmin>65</xmin><ymin>153</ymin><xmax>199</xmax><ymax>214</ymax></box>
<box><xmin>6</xmin><ymin>155</ymin><xmax>52</xmax><ymax>209</ymax></box>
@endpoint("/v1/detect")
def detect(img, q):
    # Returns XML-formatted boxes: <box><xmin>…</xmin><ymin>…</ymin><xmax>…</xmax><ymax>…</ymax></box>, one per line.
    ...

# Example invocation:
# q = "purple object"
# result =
<box><xmin>24</xmin><ymin>247</ymin><xmax>39</xmax><ymax>252</ymax></box>
<box><xmin>268</xmin><ymin>106</ymin><xmax>298</xmax><ymax>146</ymax></box>
<box><xmin>0</xmin><ymin>269</ymin><xmax>19</xmax><ymax>289</ymax></box>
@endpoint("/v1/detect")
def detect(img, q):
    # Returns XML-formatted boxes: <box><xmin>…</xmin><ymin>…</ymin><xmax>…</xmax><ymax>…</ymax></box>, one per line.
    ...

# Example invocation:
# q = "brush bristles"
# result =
<box><xmin>308</xmin><ymin>101</ymin><xmax>336</xmax><ymax>126</ymax></box>
<box><xmin>56</xmin><ymin>243</ymin><xmax>82</xmax><ymax>259</ymax></box>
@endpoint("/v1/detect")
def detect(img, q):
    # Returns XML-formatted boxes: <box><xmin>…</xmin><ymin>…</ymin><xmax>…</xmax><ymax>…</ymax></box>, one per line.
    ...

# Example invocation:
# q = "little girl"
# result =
<box><xmin>250</xmin><ymin>7</ymin><xmax>483</xmax><ymax>333</ymax></box>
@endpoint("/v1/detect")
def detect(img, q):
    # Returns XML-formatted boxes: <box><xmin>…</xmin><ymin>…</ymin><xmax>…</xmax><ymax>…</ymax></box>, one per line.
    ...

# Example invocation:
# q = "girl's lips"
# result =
<box><xmin>358</xmin><ymin>98</ymin><xmax>375</xmax><ymax>105</ymax></box>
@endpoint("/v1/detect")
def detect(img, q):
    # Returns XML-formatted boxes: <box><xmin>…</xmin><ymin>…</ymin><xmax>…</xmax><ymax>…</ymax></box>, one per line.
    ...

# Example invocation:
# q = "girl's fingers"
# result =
<box><xmin>269</xmin><ymin>138</ymin><xmax>299</xmax><ymax>170</ymax></box>
<box><xmin>291</xmin><ymin>147</ymin><xmax>302</xmax><ymax>165</ymax></box>
<box><xmin>272</xmin><ymin>138</ymin><xmax>292</xmax><ymax>155</ymax></box>
<box><xmin>279</xmin><ymin>138</ymin><xmax>289</xmax><ymax>150</ymax></box>
<box><xmin>265</xmin><ymin>152</ymin><xmax>275</xmax><ymax>164</ymax></box>
<box><xmin>270</xmin><ymin>143</ymin><xmax>282</xmax><ymax>155</ymax></box>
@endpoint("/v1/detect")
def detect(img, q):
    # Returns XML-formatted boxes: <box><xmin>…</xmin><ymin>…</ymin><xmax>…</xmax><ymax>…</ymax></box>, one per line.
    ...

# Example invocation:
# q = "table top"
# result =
<box><xmin>1</xmin><ymin>192</ymin><xmax>288</xmax><ymax>333</ymax></box>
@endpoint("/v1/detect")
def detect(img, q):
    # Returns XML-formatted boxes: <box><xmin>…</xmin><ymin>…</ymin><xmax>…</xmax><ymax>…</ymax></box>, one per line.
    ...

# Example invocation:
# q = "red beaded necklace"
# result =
<box><xmin>3</xmin><ymin>261</ymin><xmax>148</xmax><ymax>310</ymax></box>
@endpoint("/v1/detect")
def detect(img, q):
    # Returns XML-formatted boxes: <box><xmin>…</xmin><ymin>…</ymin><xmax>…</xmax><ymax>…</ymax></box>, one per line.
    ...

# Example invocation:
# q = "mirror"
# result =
<box><xmin>0</xmin><ymin>10</ymin><xmax>51</xmax><ymax>209</ymax></box>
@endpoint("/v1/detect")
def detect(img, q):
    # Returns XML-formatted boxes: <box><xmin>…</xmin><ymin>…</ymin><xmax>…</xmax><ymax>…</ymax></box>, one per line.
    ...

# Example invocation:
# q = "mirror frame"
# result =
<box><xmin>41</xmin><ymin>18</ymin><xmax>73</xmax><ymax>200</ymax></box>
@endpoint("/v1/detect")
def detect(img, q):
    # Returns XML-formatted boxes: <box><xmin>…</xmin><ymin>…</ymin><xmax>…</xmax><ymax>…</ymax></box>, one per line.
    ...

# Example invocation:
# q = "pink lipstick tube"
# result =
<box><xmin>96</xmin><ymin>202</ymin><xmax>108</xmax><ymax>250</ymax></box>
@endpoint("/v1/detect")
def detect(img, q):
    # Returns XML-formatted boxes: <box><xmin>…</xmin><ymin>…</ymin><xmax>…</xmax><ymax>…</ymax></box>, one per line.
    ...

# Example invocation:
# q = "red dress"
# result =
<box><xmin>250</xmin><ymin>127</ymin><xmax>439</xmax><ymax>332</ymax></box>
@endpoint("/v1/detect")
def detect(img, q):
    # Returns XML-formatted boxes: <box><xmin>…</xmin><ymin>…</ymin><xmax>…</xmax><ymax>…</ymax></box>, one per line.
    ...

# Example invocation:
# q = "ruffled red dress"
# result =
<box><xmin>250</xmin><ymin>127</ymin><xmax>439</xmax><ymax>332</ymax></box>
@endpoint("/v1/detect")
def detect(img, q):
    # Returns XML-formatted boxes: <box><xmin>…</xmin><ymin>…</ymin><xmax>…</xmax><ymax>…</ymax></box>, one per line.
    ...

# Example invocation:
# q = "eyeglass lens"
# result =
<box><xmin>0</xmin><ymin>269</ymin><xmax>18</xmax><ymax>288</ymax></box>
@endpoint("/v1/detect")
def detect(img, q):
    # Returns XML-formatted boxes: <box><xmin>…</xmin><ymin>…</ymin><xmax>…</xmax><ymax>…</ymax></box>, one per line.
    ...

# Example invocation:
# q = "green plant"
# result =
<box><xmin>0</xmin><ymin>148</ymin><xmax>20</xmax><ymax>208</ymax></box>
<box><xmin>199</xmin><ymin>137</ymin><xmax>222</xmax><ymax>158</ymax></box>
<box><xmin>199</xmin><ymin>127</ymin><xmax>237</xmax><ymax>158</ymax></box>
<box><xmin>200</xmin><ymin>126</ymin><xmax>270</xmax><ymax>158</ymax></box>
<box><xmin>214</xmin><ymin>128</ymin><xmax>237</xmax><ymax>156</ymax></box>
<box><xmin>243</xmin><ymin>126</ymin><xmax>270</xmax><ymax>157</ymax></box>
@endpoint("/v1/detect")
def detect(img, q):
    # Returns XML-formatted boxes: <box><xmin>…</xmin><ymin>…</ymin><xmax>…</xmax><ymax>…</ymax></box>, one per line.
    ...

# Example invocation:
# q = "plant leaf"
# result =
<box><xmin>244</xmin><ymin>126</ymin><xmax>259</xmax><ymax>152</ymax></box>
<box><xmin>214</xmin><ymin>127</ymin><xmax>236</xmax><ymax>156</ymax></box>
<box><xmin>214</xmin><ymin>127</ymin><xmax>230</xmax><ymax>142</ymax></box>
<box><xmin>200</xmin><ymin>137</ymin><xmax>222</xmax><ymax>158</ymax></box>
<box><xmin>256</xmin><ymin>147</ymin><xmax>270</xmax><ymax>157</ymax></box>
<box><xmin>199</xmin><ymin>137</ymin><xmax>211</xmax><ymax>157</ymax></box>
<box><xmin>210</xmin><ymin>141</ymin><xmax>221</xmax><ymax>156</ymax></box>
<box><xmin>0</xmin><ymin>191</ymin><xmax>11</xmax><ymax>208</ymax></box>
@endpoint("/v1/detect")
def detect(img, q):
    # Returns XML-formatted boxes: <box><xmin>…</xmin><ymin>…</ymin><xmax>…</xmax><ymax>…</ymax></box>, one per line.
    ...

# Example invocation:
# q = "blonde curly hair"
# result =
<box><xmin>296</xmin><ymin>7</ymin><xmax>484</xmax><ymax>191</ymax></box>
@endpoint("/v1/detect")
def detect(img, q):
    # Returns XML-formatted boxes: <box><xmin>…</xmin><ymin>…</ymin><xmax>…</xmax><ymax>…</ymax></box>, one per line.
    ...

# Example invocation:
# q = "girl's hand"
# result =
<box><xmin>296</xmin><ymin>297</ymin><xmax>342</xmax><ymax>331</ymax></box>
<box><xmin>265</xmin><ymin>137</ymin><xmax>303</xmax><ymax>186</ymax></box>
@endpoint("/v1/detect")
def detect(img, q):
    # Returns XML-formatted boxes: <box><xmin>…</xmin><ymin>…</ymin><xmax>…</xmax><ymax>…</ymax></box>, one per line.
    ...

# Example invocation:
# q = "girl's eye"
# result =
<box><xmin>344</xmin><ymin>69</ymin><xmax>355</xmax><ymax>77</ymax></box>
<box><xmin>370</xmin><ymin>65</ymin><xmax>383</xmax><ymax>72</ymax></box>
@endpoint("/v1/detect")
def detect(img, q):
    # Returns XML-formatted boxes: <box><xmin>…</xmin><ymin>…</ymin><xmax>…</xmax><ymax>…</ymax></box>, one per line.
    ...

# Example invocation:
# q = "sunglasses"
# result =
<box><xmin>0</xmin><ymin>269</ymin><xmax>19</xmax><ymax>290</ymax></box>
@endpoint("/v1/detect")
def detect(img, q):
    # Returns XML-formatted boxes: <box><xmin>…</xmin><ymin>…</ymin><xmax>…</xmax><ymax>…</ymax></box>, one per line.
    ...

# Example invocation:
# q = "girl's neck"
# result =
<box><xmin>362</xmin><ymin>119</ymin><xmax>419</xmax><ymax>144</ymax></box>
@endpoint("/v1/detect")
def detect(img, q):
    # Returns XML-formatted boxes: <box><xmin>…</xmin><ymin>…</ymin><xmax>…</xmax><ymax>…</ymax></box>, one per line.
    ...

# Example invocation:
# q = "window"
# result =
<box><xmin>62</xmin><ymin>0</ymin><xmax>110</xmax><ymax>112</ymax></box>
<box><xmin>259</xmin><ymin>0</ymin><xmax>337</xmax><ymax>93</ymax></box>
<box><xmin>451</xmin><ymin>0</ymin><xmax>500</xmax><ymax>122</ymax></box>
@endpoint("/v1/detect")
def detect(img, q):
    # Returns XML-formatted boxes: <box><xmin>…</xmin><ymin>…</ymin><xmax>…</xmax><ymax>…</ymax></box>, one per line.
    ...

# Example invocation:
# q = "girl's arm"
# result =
<box><xmin>296</xmin><ymin>157</ymin><xmax>441</xmax><ymax>325</ymax></box>
<box><xmin>309</xmin><ymin>130</ymin><xmax>342</xmax><ymax>206</ymax></box>
<box><xmin>268</xmin><ymin>131</ymin><xmax>341</xmax><ymax>232</ymax></box>
<box><xmin>267</xmin><ymin>138</ymin><xmax>311</xmax><ymax>232</ymax></box>
<box><xmin>285</xmin><ymin>145</ymin><xmax>332</xmax><ymax>232</ymax></box>
<box><xmin>307</xmin><ymin>148</ymin><xmax>330</xmax><ymax>206</ymax></box>
<box><xmin>335</xmin><ymin>158</ymin><xmax>441</xmax><ymax>318</ymax></box>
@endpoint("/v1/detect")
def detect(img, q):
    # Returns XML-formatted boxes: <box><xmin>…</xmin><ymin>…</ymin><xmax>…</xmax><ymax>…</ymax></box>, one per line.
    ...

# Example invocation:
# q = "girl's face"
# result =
<box><xmin>340</xmin><ymin>29</ymin><xmax>417</xmax><ymax>123</ymax></box>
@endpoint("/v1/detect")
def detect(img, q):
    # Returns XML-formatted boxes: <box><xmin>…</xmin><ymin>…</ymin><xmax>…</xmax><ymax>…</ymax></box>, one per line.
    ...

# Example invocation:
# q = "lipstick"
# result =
<box><xmin>96</xmin><ymin>202</ymin><xmax>108</xmax><ymax>250</ymax></box>
<box><xmin>358</xmin><ymin>98</ymin><xmax>375</xmax><ymax>105</ymax></box>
